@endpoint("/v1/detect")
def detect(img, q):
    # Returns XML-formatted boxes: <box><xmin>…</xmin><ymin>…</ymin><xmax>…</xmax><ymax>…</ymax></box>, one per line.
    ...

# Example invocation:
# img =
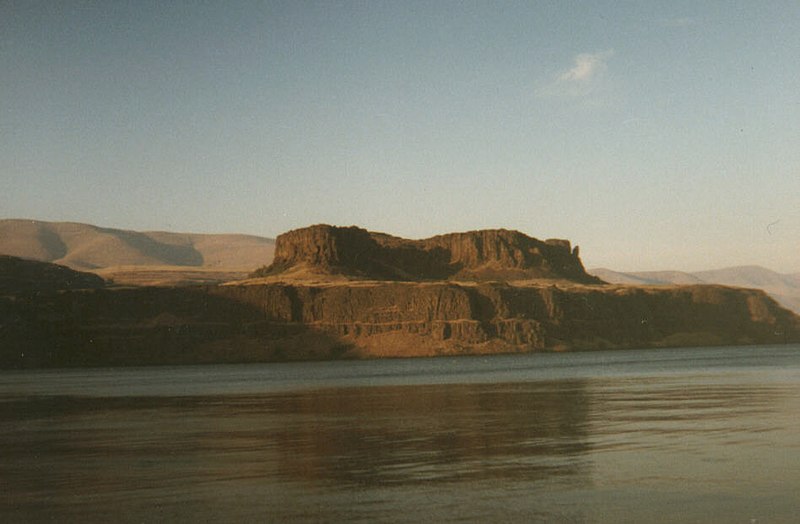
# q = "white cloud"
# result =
<box><xmin>537</xmin><ymin>50</ymin><xmax>614</xmax><ymax>98</ymax></box>
<box><xmin>559</xmin><ymin>50</ymin><xmax>613</xmax><ymax>82</ymax></box>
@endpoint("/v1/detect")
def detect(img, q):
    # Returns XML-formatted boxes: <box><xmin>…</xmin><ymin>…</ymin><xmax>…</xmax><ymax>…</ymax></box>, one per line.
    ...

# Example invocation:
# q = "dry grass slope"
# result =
<box><xmin>0</xmin><ymin>219</ymin><xmax>275</xmax><ymax>286</ymax></box>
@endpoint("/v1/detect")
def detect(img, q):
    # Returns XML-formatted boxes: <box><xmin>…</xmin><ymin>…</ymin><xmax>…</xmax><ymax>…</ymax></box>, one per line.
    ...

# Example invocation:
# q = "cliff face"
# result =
<box><xmin>2</xmin><ymin>280</ymin><xmax>798</xmax><ymax>368</ymax></box>
<box><xmin>255</xmin><ymin>225</ymin><xmax>600</xmax><ymax>283</ymax></box>
<box><xmin>214</xmin><ymin>282</ymin><xmax>800</xmax><ymax>353</ymax></box>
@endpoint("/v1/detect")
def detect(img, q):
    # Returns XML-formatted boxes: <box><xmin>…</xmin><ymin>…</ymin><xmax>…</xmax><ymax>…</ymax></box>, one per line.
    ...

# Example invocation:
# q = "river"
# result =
<box><xmin>2</xmin><ymin>345</ymin><xmax>799</xmax><ymax>522</ymax></box>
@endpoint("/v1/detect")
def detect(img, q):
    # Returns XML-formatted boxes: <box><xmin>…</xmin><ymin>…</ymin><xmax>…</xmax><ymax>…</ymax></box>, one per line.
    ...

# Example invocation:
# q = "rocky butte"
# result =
<box><xmin>1</xmin><ymin>225</ymin><xmax>799</xmax><ymax>368</ymax></box>
<box><xmin>254</xmin><ymin>225</ymin><xmax>600</xmax><ymax>283</ymax></box>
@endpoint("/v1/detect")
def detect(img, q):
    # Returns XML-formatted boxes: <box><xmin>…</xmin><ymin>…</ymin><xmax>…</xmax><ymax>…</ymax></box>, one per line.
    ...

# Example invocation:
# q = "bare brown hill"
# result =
<box><xmin>253</xmin><ymin>224</ymin><xmax>601</xmax><ymax>283</ymax></box>
<box><xmin>591</xmin><ymin>266</ymin><xmax>800</xmax><ymax>314</ymax></box>
<box><xmin>0</xmin><ymin>219</ymin><xmax>275</xmax><ymax>285</ymax></box>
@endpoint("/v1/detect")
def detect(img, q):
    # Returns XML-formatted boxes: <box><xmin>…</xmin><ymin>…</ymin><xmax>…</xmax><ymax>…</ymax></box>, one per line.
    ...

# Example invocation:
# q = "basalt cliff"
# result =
<box><xmin>253</xmin><ymin>225</ymin><xmax>600</xmax><ymax>283</ymax></box>
<box><xmin>2</xmin><ymin>226</ymin><xmax>799</xmax><ymax>368</ymax></box>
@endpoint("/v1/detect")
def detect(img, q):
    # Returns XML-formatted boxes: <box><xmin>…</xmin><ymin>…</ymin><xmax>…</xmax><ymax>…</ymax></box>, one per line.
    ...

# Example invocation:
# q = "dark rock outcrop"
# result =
<box><xmin>0</xmin><ymin>255</ymin><xmax>105</xmax><ymax>295</ymax></box>
<box><xmin>2</xmin><ymin>280</ymin><xmax>798</xmax><ymax>368</ymax></box>
<box><xmin>253</xmin><ymin>225</ymin><xmax>601</xmax><ymax>283</ymax></box>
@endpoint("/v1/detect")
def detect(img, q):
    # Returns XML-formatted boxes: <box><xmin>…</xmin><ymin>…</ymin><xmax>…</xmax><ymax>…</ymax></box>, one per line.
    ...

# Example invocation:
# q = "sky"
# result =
<box><xmin>2</xmin><ymin>1</ymin><xmax>799</xmax><ymax>272</ymax></box>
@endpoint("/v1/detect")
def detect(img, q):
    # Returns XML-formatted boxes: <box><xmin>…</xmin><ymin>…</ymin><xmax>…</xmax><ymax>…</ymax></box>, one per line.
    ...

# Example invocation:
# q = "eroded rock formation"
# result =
<box><xmin>253</xmin><ymin>225</ymin><xmax>601</xmax><ymax>283</ymax></box>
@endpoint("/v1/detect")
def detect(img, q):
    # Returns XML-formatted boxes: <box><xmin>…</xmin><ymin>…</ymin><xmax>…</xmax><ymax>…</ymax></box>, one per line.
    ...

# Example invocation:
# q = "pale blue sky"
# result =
<box><xmin>2</xmin><ymin>1</ymin><xmax>799</xmax><ymax>271</ymax></box>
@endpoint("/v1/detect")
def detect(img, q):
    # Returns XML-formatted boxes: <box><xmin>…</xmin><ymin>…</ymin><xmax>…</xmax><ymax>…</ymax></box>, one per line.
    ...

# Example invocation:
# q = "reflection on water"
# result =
<box><xmin>266</xmin><ymin>381</ymin><xmax>592</xmax><ymax>487</ymax></box>
<box><xmin>1</xmin><ymin>382</ymin><xmax>593</xmax><ymax>520</ymax></box>
<box><xmin>1</xmin><ymin>346</ymin><xmax>800</xmax><ymax>522</ymax></box>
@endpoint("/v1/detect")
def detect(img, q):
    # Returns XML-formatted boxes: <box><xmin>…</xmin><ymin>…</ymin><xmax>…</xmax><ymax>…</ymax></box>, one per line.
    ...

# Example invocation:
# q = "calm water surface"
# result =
<box><xmin>2</xmin><ymin>345</ymin><xmax>799</xmax><ymax>523</ymax></box>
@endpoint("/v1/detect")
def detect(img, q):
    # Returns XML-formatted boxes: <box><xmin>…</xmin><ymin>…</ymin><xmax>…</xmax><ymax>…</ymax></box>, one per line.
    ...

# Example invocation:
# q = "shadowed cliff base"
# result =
<box><xmin>0</xmin><ymin>286</ymin><xmax>349</xmax><ymax>368</ymax></box>
<box><xmin>2</xmin><ymin>279</ymin><xmax>798</xmax><ymax>368</ymax></box>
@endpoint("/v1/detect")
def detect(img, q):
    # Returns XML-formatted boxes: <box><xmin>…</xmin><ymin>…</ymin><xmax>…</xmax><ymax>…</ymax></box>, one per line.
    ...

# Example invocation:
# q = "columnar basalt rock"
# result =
<box><xmin>253</xmin><ymin>224</ymin><xmax>601</xmax><ymax>283</ymax></box>
<box><xmin>2</xmin><ymin>278</ymin><xmax>799</xmax><ymax>368</ymax></box>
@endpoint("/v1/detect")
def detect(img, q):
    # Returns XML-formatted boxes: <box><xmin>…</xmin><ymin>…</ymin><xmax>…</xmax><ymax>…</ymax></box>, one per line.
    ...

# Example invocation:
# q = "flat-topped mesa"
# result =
<box><xmin>254</xmin><ymin>224</ymin><xmax>602</xmax><ymax>283</ymax></box>
<box><xmin>418</xmin><ymin>229</ymin><xmax>594</xmax><ymax>282</ymax></box>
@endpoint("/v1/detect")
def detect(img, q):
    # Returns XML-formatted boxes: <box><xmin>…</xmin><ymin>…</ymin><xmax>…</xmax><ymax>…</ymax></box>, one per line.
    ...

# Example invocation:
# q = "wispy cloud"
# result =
<box><xmin>537</xmin><ymin>50</ymin><xmax>614</xmax><ymax>98</ymax></box>
<box><xmin>662</xmin><ymin>17</ymin><xmax>696</xmax><ymax>28</ymax></box>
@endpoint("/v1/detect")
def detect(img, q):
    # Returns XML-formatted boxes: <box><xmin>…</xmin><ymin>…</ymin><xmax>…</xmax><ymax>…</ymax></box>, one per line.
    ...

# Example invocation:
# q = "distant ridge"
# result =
<box><xmin>0</xmin><ymin>219</ymin><xmax>275</xmax><ymax>285</ymax></box>
<box><xmin>590</xmin><ymin>266</ymin><xmax>800</xmax><ymax>314</ymax></box>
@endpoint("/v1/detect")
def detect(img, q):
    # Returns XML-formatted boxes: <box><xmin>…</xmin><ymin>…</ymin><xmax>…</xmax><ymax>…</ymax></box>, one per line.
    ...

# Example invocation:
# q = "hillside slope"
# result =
<box><xmin>0</xmin><ymin>255</ymin><xmax>105</xmax><ymax>295</ymax></box>
<box><xmin>591</xmin><ymin>266</ymin><xmax>800</xmax><ymax>314</ymax></box>
<box><xmin>0</xmin><ymin>219</ymin><xmax>275</xmax><ymax>285</ymax></box>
